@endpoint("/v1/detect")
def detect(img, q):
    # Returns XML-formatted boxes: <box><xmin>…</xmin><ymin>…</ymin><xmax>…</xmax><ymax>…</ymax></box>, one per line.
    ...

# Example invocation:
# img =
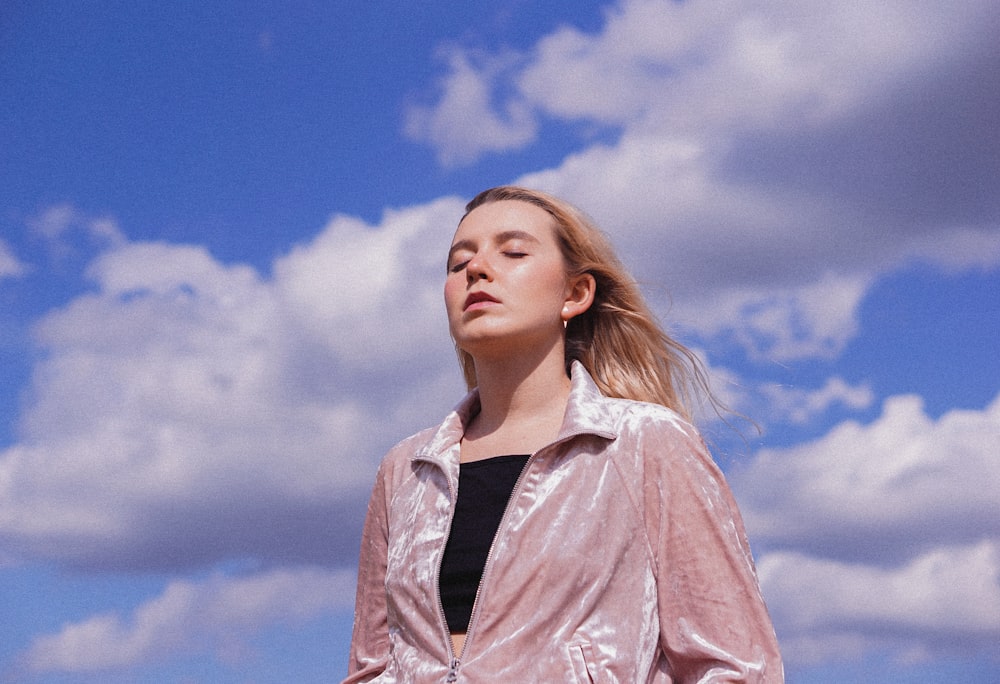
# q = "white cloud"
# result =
<box><xmin>22</xmin><ymin>566</ymin><xmax>355</xmax><ymax>674</ymax></box>
<box><xmin>760</xmin><ymin>540</ymin><xmax>1000</xmax><ymax>635</ymax></box>
<box><xmin>729</xmin><ymin>392</ymin><xmax>1000</xmax><ymax>662</ymax></box>
<box><xmin>274</xmin><ymin>198</ymin><xmax>462</xmax><ymax>364</ymax></box>
<box><xmin>758</xmin><ymin>540</ymin><xmax>1000</xmax><ymax>665</ymax></box>
<box><xmin>415</xmin><ymin>0</ymin><xmax>995</xmax><ymax>156</ymax></box>
<box><xmin>760</xmin><ymin>377</ymin><xmax>874</xmax><ymax>425</ymax></box>
<box><xmin>904</xmin><ymin>224</ymin><xmax>1000</xmax><ymax>272</ymax></box>
<box><xmin>28</xmin><ymin>204</ymin><xmax>126</xmax><ymax>252</ymax></box>
<box><xmin>404</xmin><ymin>0</ymin><xmax>1000</xmax><ymax>362</ymax></box>
<box><xmin>0</xmin><ymin>238</ymin><xmax>28</xmax><ymax>279</ymax></box>
<box><xmin>404</xmin><ymin>49</ymin><xmax>537</xmax><ymax>166</ymax></box>
<box><xmin>516</xmin><ymin>137</ymin><xmax>876</xmax><ymax>359</ymax></box>
<box><xmin>0</xmin><ymin>200</ymin><xmax>468</xmax><ymax>571</ymax></box>
<box><xmin>734</xmin><ymin>393</ymin><xmax>1000</xmax><ymax>557</ymax></box>
<box><xmin>692</xmin><ymin>272</ymin><xmax>872</xmax><ymax>362</ymax></box>
<box><xmin>692</xmin><ymin>352</ymin><xmax>874</xmax><ymax>439</ymax></box>
<box><xmin>737</xmin><ymin>392</ymin><xmax>1000</xmax><ymax>572</ymax></box>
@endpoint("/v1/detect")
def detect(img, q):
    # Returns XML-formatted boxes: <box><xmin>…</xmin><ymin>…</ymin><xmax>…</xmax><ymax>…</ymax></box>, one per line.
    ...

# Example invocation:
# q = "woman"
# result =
<box><xmin>344</xmin><ymin>186</ymin><xmax>783</xmax><ymax>682</ymax></box>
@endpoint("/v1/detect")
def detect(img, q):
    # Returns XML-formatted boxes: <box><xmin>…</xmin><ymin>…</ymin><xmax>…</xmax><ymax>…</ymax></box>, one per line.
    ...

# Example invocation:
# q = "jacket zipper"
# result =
<box><xmin>434</xmin><ymin>431</ymin><xmax>592</xmax><ymax>681</ymax></box>
<box><xmin>435</xmin><ymin>460</ymin><xmax>461</xmax><ymax>680</ymax></box>
<box><xmin>455</xmin><ymin>444</ymin><xmax>552</xmax><ymax>670</ymax></box>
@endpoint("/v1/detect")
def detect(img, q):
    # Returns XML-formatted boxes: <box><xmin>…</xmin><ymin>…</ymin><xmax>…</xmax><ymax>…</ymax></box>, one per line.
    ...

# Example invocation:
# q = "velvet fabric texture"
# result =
<box><xmin>344</xmin><ymin>362</ymin><xmax>783</xmax><ymax>683</ymax></box>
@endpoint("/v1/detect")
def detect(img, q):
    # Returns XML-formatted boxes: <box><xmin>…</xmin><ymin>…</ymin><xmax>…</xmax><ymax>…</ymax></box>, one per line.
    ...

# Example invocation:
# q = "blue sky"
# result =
<box><xmin>1</xmin><ymin>1</ymin><xmax>998</xmax><ymax>682</ymax></box>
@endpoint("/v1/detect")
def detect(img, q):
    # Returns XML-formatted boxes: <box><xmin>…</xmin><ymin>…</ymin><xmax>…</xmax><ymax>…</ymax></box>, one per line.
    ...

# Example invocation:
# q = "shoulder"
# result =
<box><xmin>602</xmin><ymin>395</ymin><xmax>703</xmax><ymax>445</ymax></box>
<box><xmin>377</xmin><ymin>425</ymin><xmax>439</xmax><ymax>475</ymax></box>
<box><xmin>386</xmin><ymin>425</ymin><xmax>439</xmax><ymax>457</ymax></box>
<box><xmin>598</xmin><ymin>396</ymin><xmax>720</xmax><ymax>480</ymax></box>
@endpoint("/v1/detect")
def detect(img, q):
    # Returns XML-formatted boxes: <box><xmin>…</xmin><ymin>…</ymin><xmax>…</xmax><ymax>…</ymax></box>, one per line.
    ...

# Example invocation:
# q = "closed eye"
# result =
<box><xmin>448</xmin><ymin>259</ymin><xmax>470</xmax><ymax>273</ymax></box>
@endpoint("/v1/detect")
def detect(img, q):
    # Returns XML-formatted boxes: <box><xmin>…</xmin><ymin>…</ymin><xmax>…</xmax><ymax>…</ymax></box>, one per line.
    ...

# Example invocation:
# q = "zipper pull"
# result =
<box><xmin>445</xmin><ymin>657</ymin><xmax>461</xmax><ymax>682</ymax></box>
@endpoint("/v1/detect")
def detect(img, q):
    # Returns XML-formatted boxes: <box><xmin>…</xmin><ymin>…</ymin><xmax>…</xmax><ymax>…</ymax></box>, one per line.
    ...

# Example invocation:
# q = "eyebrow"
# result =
<box><xmin>447</xmin><ymin>230</ymin><xmax>541</xmax><ymax>264</ymax></box>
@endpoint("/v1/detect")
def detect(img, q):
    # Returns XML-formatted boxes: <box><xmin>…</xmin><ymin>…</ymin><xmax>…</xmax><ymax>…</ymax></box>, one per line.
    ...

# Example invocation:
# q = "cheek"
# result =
<box><xmin>534</xmin><ymin>263</ymin><xmax>572</xmax><ymax>305</ymax></box>
<box><xmin>443</xmin><ymin>277</ymin><xmax>463</xmax><ymax>311</ymax></box>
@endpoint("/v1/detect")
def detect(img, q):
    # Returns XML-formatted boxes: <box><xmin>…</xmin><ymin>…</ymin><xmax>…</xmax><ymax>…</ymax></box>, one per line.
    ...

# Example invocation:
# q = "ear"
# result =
<box><xmin>562</xmin><ymin>272</ymin><xmax>596</xmax><ymax>322</ymax></box>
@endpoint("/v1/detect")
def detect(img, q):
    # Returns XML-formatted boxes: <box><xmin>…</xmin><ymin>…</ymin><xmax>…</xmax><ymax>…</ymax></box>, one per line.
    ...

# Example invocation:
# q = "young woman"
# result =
<box><xmin>344</xmin><ymin>186</ymin><xmax>783</xmax><ymax>682</ymax></box>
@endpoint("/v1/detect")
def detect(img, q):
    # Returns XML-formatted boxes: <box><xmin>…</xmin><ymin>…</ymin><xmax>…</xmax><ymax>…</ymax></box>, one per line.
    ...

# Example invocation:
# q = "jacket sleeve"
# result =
<box><xmin>643</xmin><ymin>418</ymin><xmax>784</xmax><ymax>683</ymax></box>
<box><xmin>342</xmin><ymin>462</ymin><xmax>392</xmax><ymax>683</ymax></box>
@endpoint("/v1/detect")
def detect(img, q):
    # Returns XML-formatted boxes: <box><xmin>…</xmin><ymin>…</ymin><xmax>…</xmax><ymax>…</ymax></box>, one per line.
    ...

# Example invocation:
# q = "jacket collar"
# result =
<box><xmin>413</xmin><ymin>361</ymin><xmax>618</xmax><ymax>465</ymax></box>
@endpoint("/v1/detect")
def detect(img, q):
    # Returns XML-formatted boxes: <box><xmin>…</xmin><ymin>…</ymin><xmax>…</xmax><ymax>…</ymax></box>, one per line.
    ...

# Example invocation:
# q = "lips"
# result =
<box><xmin>464</xmin><ymin>291</ymin><xmax>500</xmax><ymax>311</ymax></box>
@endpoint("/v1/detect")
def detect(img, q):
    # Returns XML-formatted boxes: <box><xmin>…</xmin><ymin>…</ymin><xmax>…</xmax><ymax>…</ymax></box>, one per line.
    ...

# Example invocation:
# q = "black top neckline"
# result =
<box><xmin>460</xmin><ymin>454</ymin><xmax>530</xmax><ymax>468</ymax></box>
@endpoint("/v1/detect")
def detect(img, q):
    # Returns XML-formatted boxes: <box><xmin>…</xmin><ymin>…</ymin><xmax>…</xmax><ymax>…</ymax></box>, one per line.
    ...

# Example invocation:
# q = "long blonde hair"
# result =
<box><xmin>455</xmin><ymin>185</ymin><xmax>714</xmax><ymax>423</ymax></box>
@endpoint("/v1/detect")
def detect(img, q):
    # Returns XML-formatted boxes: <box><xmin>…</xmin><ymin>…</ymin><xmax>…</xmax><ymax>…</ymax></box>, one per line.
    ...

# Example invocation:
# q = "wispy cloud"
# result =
<box><xmin>405</xmin><ymin>48</ymin><xmax>537</xmax><ymax>166</ymax></box>
<box><xmin>0</xmin><ymin>239</ymin><xmax>28</xmax><ymax>280</ymax></box>
<box><xmin>28</xmin><ymin>204</ymin><xmax>126</xmax><ymax>255</ymax></box>
<box><xmin>759</xmin><ymin>376</ymin><xmax>874</xmax><ymax>426</ymax></box>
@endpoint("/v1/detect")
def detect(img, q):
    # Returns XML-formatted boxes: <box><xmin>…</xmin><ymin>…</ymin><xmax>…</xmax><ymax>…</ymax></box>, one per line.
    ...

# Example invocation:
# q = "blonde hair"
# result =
<box><xmin>455</xmin><ymin>185</ymin><xmax>714</xmax><ymax>423</ymax></box>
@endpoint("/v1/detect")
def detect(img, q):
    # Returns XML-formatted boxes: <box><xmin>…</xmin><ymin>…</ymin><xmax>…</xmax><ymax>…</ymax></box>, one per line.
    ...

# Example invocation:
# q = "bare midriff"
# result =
<box><xmin>451</xmin><ymin>632</ymin><xmax>467</xmax><ymax>658</ymax></box>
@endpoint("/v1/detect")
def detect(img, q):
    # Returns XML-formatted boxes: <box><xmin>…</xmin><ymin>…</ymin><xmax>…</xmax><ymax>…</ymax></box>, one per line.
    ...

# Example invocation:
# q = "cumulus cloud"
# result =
<box><xmin>21</xmin><ymin>566</ymin><xmax>355</xmax><ymax>674</ymax></box>
<box><xmin>517</xmin><ymin>0</ymin><xmax>993</xmax><ymax>134</ymax></box>
<box><xmin>731</xmin><ymin>393</ymin><xmax>1000</xmax><ymax>663</ymax></box>
<box><xmin>274</xmin><ymin>198</ymin><xmax>460</xmax><ymax>365</ymax></box>
<box><xmin>758</xmin><ymin>541</ymin><xmax>1000</xmax><ymax>665</ymax></box>
<box><xmin>0</xmin><ymin>199</ymin><xmax>468</xmax><ymax>572</ymax></box>
<box><xmin>410</xmin><ymin>0</ymin><xmax>998</xmax><ymax>161</ymax></box>
<box><xmin>5</xmin><ymin>3</ymin><xmax>1000</xmax><ymax>676</ymax></box>
<box><xmin>690</xmin><ymin>272</ymin><xmax>872</xmax><ymax>362</ymax></box>
<box><xmin>733</xmin><ymin>396</ymin><xmax>1000</xmax><ymax>562</ymax></box>
<box><xmin>516</xmin><ymin>136</ymin><xmax>879</xmax><ymax>359</ymax></box>
<box><xmin>405</xmin><ymin>0</ymin><xmax>1000</xmax><ymax>361</ymax></box>
<box><xmin>734</xmin><ymin>393</ymin><xmax>1000</xmax><ymax>561</ymax></box>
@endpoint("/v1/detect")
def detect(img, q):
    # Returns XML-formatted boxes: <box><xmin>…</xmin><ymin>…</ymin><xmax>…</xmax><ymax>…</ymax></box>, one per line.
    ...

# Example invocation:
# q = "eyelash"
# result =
<box><xmin>448</xmin><ymin>251</ymin><xmax>527</xmax><ymax>273</ymax></box>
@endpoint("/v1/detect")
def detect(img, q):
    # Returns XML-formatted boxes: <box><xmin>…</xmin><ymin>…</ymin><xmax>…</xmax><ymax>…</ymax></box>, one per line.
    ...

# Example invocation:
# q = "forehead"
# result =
<box><xmin>452</xmin><ymin>200</ymin><xmax>557</xmax><ymax>244</ymax></box>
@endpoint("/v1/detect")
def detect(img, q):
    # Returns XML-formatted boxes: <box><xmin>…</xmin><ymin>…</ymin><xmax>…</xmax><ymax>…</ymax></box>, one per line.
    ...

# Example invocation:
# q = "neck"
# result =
<box><xmin>466</xmin><ymin>342</ymin><xmax>572</xmax><ymax>445</ymax></box>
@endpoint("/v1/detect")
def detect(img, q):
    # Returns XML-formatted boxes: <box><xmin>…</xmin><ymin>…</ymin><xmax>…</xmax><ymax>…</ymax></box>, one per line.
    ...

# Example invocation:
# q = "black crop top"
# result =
<box><xmin>439</xmin><ymin>454</ymin><xmax>530</xmax><ymax>633</ymax></box>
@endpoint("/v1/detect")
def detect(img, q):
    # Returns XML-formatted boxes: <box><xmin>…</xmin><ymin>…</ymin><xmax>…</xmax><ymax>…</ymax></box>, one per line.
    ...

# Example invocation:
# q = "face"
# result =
<box><xmin>445</xmin><ymin>200</ymin><xmax>580</xmax><ymax>359</ymax></box>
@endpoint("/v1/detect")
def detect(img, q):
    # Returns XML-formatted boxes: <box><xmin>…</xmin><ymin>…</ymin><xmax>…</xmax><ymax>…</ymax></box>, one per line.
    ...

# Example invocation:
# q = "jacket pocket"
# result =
<box><xmin>568</xmin><ymin>642</ymin><xmax>598</xmax><ymax>684</ymax></box>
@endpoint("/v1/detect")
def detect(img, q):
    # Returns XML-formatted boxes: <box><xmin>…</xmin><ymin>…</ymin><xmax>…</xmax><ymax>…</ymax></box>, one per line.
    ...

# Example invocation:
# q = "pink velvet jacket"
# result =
<box><xmin>344</xmin><ymin>363</ymin><xmax>783</xmax><ymax>683</ymax></box>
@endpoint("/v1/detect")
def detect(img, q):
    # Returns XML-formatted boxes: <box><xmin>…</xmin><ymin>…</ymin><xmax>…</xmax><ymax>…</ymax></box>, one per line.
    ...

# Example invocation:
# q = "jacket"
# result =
<box><xmin>345</xmin><ymin>362</ymin><xmax>783</xmax><ymax>683</ymax></box>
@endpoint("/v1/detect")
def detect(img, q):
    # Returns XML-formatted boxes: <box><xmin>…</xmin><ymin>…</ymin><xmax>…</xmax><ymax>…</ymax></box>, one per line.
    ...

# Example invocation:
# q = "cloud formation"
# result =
<box><xmin>22</xmin><ymin>566</ymin><xmax>355</xmax><ymax>675</ymax></box>
<box><xmin>734</xmin><ymin>393</ymin><xmax>1000</xmax><ymax>663</ymax></box>
<box><xmin>407</xmin><ymin>0</ymin><xmax>1000</xmax><ymax>361</ymax></box>
<box><xmin>3</xmin><ymin>0</ymin><xmax>999</xmax><ymax>677</ymax></box>
<box><xmin>736</xmin><ymin>393</ymin><xmax>1000</xmax><ymax>560</ymax></box>
<box><xmin>405</xmin><ymin>49</ymin><xmax>537</xmax><ymax>166</ymax></box>
<box><xmin>0</xmin><ymin>199</ymin><xmax>466</xmax><ymax>572</ymax></box>
<box><xmin>759</xmin><ymin>376</ymin><xmax>874</xmax><ymax>426</ymax></box>
<box><xmin>759</xmin><ymin>541</ymin><xmax>1000</xmax><ymax>665</ymax></box>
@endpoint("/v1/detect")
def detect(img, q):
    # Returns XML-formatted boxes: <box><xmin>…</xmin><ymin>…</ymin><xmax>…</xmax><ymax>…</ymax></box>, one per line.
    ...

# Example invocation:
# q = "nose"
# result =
<box><xmin>465</xmin><ymin>252</ymin><xmax>491</xmax><ymax>283</ymax></box>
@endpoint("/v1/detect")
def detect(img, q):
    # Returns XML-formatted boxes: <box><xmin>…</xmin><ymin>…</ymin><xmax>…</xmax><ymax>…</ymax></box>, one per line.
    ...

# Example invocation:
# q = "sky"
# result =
<box><xmin>1</xmin><ymin>1</ymin><xmax>998</xmax><ymax>682</ymax></box>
